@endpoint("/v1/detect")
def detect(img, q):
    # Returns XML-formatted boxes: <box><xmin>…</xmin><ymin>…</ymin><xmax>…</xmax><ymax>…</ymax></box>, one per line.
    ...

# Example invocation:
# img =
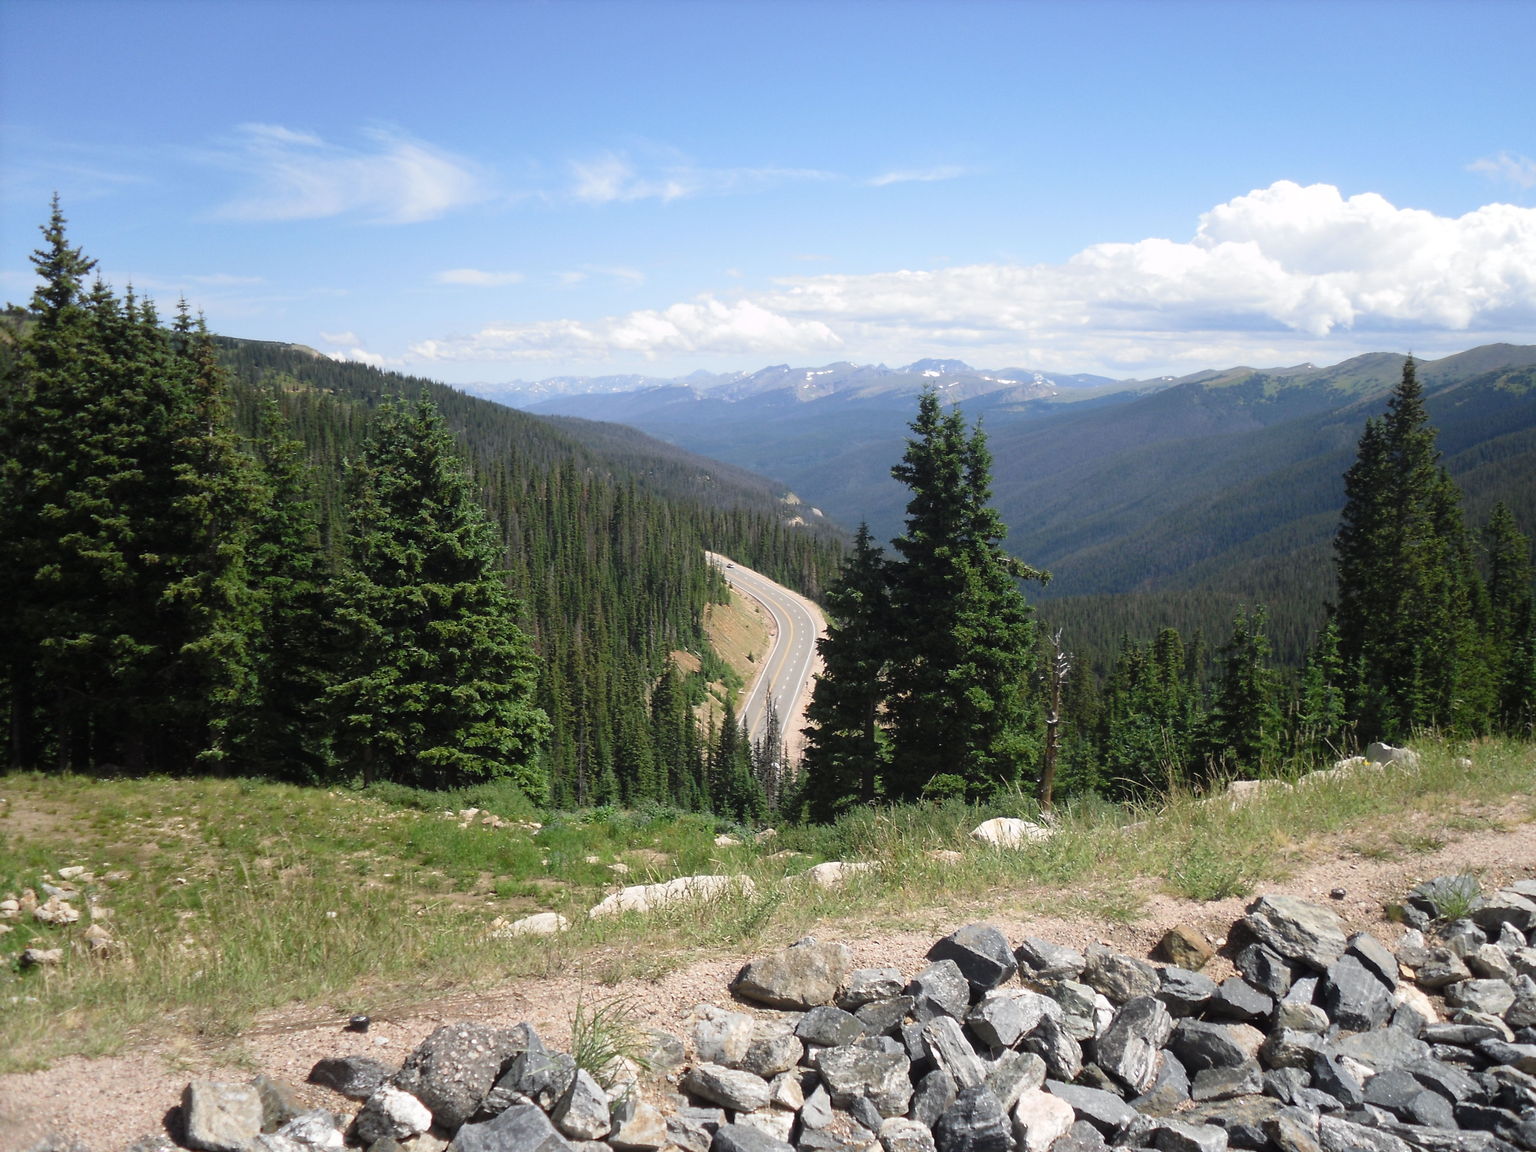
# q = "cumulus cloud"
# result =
<box><xmin>410</xmin><ymin>297</ymin><xmax>841</xmax><ymax>363</ymax></box>
<box><xmin>435</xmin><ymin>268</ymin><xmax>525</xmax><ymax>286</ymax></box>
<box><xmin>320</xmin><ymin>330</ymin><xmax>361</xmax><ymax>346</ymax></box>
<box><xmin>212</xmin><ymin>124</ymin><xmax>486</xmax><ymax>224</ymax></box>
<box><xmin>869</xmin><ymin>165</ymin><xmax>966</xmax><ymax>187</ymax></box>
<box><xmin>1469</xmin><ymin>151</ymin><xmax>1536</xmax><ymax>190</ymax></box>
<box><xmin>327</xmin><ymin>346</ymin><xmax>388</xmax><ymax>369</ymax></box>
<box><xmin>407</xmin><ymin>182</ymin><xmax>1536</xmax><ymax>374</ymax></box>
<box><xmin>570</xmin><ymin>150</ymin><xmax>835</xmax><ymax>204</ymax></box>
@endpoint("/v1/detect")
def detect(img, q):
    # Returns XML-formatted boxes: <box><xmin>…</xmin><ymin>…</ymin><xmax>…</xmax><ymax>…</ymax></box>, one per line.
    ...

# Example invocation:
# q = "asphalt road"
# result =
<box><xmin>707</xmin><ymin>551</ymin><xmax>826</xmax><ymax>758</ymax></box>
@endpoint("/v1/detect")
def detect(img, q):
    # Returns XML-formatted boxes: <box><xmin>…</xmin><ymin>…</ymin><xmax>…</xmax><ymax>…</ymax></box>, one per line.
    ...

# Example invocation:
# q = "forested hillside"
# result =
<box><xmin>0</xmin><ymin>207</ymin><xmax>846</xmax><ymax>810</ymax></box>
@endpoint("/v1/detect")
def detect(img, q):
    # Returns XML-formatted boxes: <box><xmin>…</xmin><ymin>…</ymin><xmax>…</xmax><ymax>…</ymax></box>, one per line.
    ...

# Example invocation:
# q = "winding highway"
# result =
<box><xmin>706</xmin><ymin>552</ymin><xmax>826</xmax><ymax>761</ymax></box>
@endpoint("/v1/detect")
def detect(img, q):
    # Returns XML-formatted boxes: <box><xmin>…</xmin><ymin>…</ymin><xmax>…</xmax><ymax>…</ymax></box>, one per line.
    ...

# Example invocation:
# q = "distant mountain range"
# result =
<box><xmin>465</xmin><ymin>343</ymin><xmax>1536</xmax><ymax>663</ymax></box>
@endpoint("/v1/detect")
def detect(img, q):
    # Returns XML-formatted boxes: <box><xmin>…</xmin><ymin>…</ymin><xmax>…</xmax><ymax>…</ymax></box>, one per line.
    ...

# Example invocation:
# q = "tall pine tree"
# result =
<box><xmin>327</xmin><ymin>395</ymin><xmax>549</xmax><ymax>793</ymax></box>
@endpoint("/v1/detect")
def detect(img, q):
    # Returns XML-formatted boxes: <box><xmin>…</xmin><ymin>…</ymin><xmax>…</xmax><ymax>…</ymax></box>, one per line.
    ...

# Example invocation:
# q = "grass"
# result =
<box><xmin>2</xmin><ymin>736</ymin><xmax>1535</xmax><ymax>1072</ymax></box>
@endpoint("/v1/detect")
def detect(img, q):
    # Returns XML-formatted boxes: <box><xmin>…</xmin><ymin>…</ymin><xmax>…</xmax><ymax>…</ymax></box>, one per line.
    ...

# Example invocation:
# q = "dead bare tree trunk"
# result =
<box><xmin>1038</xmin><ymin>629</ymin><xmax>1070</xmax><ymax>813</ymax></box>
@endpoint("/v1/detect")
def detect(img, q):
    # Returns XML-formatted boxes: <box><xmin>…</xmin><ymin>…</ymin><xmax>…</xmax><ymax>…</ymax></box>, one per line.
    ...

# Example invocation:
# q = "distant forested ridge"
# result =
<box><xmin>1</xmin><ymin>205</ymin><xmax>845</xmax><ymax>809</ymax></box>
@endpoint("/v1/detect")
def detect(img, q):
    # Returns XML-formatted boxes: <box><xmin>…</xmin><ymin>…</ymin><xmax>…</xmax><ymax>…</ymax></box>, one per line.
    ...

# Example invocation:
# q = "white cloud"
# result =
<box><xmin>435</xmin><ymin>268</ymin><xmax>525</xmax><ymax>286</ymax></box>
<box><xmin>327</xmin><ymin>346</ymin><xmax>388</xmax><ymax>369</ymax></box>
<box><xmin>869</xmin><ymin>165</ymin><xmax>966</xmax><ymax>187</ymax></box>
<box><xmin>320</xmin><ymin>330</ymin><xmax>361</xmax><ymax>346</ymax></box>
<box><xmin>410</xmin><ymin>297</ymin><xmax>841</xmax><ymax>363</ymax></box>
<box><xmin>212</xmin><ymin>124</ymin><xmax>486</xmax><ymax>224</ymax></box>
<box><xmin>1469</xmin><ymin>151</ymin><xmax>1536</xmax><ymax>190</ymax></box>
<box><xmin>569</xmin><ymin>150</ymin><xmax>836</xmax><ymax>204</ymax></box>
<box><xmin>406</xmin><ymin>182</ymin><xmax>1536</xmax><ymax>375</ymax></box>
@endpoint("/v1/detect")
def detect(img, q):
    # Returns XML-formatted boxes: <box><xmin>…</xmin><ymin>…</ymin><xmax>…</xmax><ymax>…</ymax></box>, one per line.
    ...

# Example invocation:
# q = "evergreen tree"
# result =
<box><xmin>1</xmin><ymin>204</ymin><xmax>259</xmax><ymax>769</ymax></box>
<box><xmin>1334</xmin><ymin>357</ymin><xmax>1487</xmax><ymax>738</ymax></box>
<box><xmin>884</xmin><ymin>391</ymin><xmax>1042</xmax><ymax>800</ymax></box>
<box><xmin>1202</xmin><ymin>606</ymin><xmax>1283</xmax><ymax>779</ymax></box>
<box><xmin>1484</xmin><ymin>502</ymin><xmax>1536</xmax><ymax>735</ymax></box>
<box><xmin>800</xmin><ymin>523</ymin><xmax>892</xmax><ymax>818</ymax></box>
<box><xmin>1296</xmin><ymin>616</ymin><xmax>1350</xmax><ymax>760</ymax></box>
<box><xmin>710</xmin><ymin>697</ymin><xmax>764</xmax><ymax>822</ymax></box>
<box><xmin>327</xmin><ymin>395</ymin><xmax>549</xmax><ymax>793</ymax></box>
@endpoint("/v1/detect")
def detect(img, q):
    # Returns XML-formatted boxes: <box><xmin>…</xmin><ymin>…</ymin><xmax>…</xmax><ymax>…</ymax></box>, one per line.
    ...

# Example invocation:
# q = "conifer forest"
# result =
<box><xmin>3</xmin><ymin>205</ymin><xmax>1534</xmax><ymax>823</ymax></box>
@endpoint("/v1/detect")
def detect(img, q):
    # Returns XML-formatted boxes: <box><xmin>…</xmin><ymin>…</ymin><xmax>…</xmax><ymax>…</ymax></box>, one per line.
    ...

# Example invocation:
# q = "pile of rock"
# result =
<box><xmin>3</xmin><ymin>864</ymin><xmax>122</xmax><ymax>967</ymax></box>
<box><xmin>139</xmin><ymin>876</ymin><xmax>1536</xmax><ymax>1152</ymax></box>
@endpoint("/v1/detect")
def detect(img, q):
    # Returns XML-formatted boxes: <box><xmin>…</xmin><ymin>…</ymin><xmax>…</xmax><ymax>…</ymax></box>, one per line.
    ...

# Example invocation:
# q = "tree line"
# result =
<box><xmin>1</xmin><ymin>204</ymin><xmax>842</xmax><ymax>812</ymax></box>
<box><xmin>797</xmin><ymin>362</ymin><xmax>1536</xmax><ymax>818</ymax></box>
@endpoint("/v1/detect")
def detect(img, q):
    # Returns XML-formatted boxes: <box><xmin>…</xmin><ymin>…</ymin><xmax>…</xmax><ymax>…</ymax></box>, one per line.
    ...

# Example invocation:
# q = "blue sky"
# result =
<box><xmin>3</xmin><ymin>0</ymin><xmax>1533</xmax><ymax>384</ymax></box>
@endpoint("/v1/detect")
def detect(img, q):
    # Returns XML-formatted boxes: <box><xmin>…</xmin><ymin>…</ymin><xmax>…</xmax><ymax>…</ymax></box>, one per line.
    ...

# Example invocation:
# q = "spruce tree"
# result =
<box><xmin>327</xmin><ymin>395</ymin><xmax>549</xmax><ymax>793</ymax></box>
<box><xmin>1202</xmin><ymin>606</ymin><xmax>1282</xmax><ymax>779</ymax></box>
<box><xmin>1296</xmin><ymin>617</ymin><xmax>1350</xmax><ymax>760</ymax></box>
<box><xmin>884</xmin><ymin>392</ymin><xmax>1042</xmax><ymax>801</ymax></box>
<box><xmin>1334</xmin><ymin>357</ymin><xmax>1487</xmax><ymax>738</ymax></box>
<box><xmin>800</xmin><ymin>523</ymin><xmax>892</xmax><ymax>818</ymax></box>
<box><xmin>1484</xmin><ymin>502</ymin><xmax>1536</xmax><ymax>734</ymax></box>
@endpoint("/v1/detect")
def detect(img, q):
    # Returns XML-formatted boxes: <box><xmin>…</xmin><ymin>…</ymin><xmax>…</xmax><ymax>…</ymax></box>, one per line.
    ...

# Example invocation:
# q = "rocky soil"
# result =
<box><xmin>4</xmin><ymin>813</ymin><xmax>1536</xmax><ymax>1152</ymax></box>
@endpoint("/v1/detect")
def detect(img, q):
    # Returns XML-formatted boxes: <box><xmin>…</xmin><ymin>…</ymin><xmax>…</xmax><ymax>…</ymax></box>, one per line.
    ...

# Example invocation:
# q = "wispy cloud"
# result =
<box><xmin>1468</xmin><ymin>151</ymin><xmax>1536</xmax><ymax>190</ymax></box>
<box><xmin>869</xmin><ymin>165</ymin><xmax>967</xmax><ymax>187</ymax></box>
<box><xmin>211</xmin><ymin>124</ymin><xmax>487</xmax><ymax>224</ymax></box>
<box><xmin>569</xmin><ymin>150</ymin><xmax>836</xmax><ymax>204</ymax></box>
<box><xmin>406</xmin><ymin>181</ymin><xmax>1536</xmax><ymax>375</ymax></box>
<box><xmin>435</xmin><ymin>268</ymin><xmax>525</xmax><ymax>287</ymax></box>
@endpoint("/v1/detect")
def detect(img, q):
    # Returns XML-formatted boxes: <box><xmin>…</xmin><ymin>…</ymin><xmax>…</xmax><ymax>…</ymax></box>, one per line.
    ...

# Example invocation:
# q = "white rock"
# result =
<box><xmin>806</xmin><ymin>861</ymin><xmax>875</xmax><ymax>888</ymax></box>
<box><xmin>1012</xmin><ymin>1088</ymin><xmax>1075</xmax><ymax>1152</ymax></box>
<box><xmin>588</xmin><ymin>875</ymin><xmax>755</xmax><ymax>919</ymax></box>
<box><xmin>714</xmin><ymin>835</ymin><xmax>741</xmax><ymax>847</ymax></box>
<box><xmin>365</xmin><ymin>1086</ymin><xmax>433</xmax><ymax>1140</ymax></box>
<box><xmin>971</xmin><ymin>817</ymin><xmax>1053</xmax><ymax>848</ymax></box>
<box><xmin>500</xmin><ymin>912</ymin><xmax>570</xmax><ymax>937</ymax></box>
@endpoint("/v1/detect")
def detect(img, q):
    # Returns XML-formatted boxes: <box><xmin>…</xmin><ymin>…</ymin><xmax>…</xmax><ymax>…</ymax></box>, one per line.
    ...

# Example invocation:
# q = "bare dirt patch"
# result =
<box><xmin>4</xmin><ymin>807</ymin><xmax>1534</xmax><ymax>1152</ymax></box>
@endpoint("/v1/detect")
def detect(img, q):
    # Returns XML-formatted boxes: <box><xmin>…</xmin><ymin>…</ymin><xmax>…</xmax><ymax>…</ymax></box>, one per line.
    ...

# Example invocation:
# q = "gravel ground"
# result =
<box><xmin>3</xmin><ymin>813</ymin><xmax>1533</xmax><ymax>1152</ymax></box>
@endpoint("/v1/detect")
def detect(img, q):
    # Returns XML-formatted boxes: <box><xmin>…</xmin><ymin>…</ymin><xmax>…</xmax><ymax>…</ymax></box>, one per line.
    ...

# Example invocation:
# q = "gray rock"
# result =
<box><xmin>1472</xmin><ymin>891</ymin><xmax>1536</xmax><ymax>935</ymax></box>
<box><xmin>1189</xmin><ymin>1061</ymin><xmax>1262</xmax><ymax>1103</ymax></box>
<box><xmin>640</xmin><ymin>1028</ymin><xmax>687</xmax><ymax>1070</ymax></box>
<box><xmin>682</xmin><ymin>1064</ymin><xmax>773</xmax><ymax>1114</ymax></box>
<box><xmin>713</xmin><ymin>1123</ymin><xmax>796</xmax><ymax>1152</ymax></box>
<box><xmin>668</xmin><ymin>1113</ymin><xmax>717</xmax><ymax>1152</ymax></box>
<box><xmin>800</xmin><ymin>1085</ymin><xmax>836</xmax><ymax>1130</ymax></box>
<box><xmin>1158</xmin><ymin>967</ymin><xmax>1218</xmax><ymax>1018</ymax></box>
<box><xmin>911</xmin><ymin>1069</ymin><xmax>958</xmax><ymax>1130</ymax></box>
<box><xmin>796</xmin><ymin>1112</ymin><xmax>877</xmax><ymax>1152</ymax></box>
<box><xmin>931</xmin><ymin>1086</ymin><xmax>1011</xmax><ymax>1152</ymax></box>
<box><xmin>1418</xmin><ymin>950</ymin><xmax>1475</xmax><ymax>989</ymax></box>
<box><xmin>1507</xmin><ymin>975</ymin><xmax>1536</xmax><ymax>1029</ymax></box>
<box><xmin>352</xmin><ymin>1085</ymin><xmax>433</xmax><ymax>1146</ymax></box>
<box><xmin>966</xmin><ymin>990</ymin><xmax>1044</xmax><ymax>1050</ymax></box>
<box><xmin>1447</xmin><ymin>978</ymin><xmax>1519</xmax><ymax>1018</ymax></box>
<box><xmin>1446</xmin><ymin>920</ymin><xmax>1491</xmax><ymax>958</ymax></box>
<box><xmin>1021</xmin><ymin>1015</ymin><xmax>1083</xmax><ymax>1082</ymax></box>
<box><xmin>878</xmin><ymin>1117</ymin><xmax>935</xmax><ymax>1152</ymax></box>
<box><xmin>1014</xmin><ymin>938</ymin><xmax>1085</xmax><ymax>982</ymax></box>
<box><xmin>840</xmin><ymin>969</ymin><xmax>905</xmax><ymax>1011</ymax></box>
<box><xmin>1045</xmin><ymin>980</ymin><xmax>1099</xmax><ymax>1042</ymax></box>
<box><xmin>1050</xmin><ymin>1121</ymin><xmax>1111</xmax><ymax>1152</ymax></box>
<box><xmin>734</xmin><ymin>938</ymin><xmax>855</xmax><ymax>1010</ymax></box>
<box><xmin>798</xmin><ymin>1006</ymin><xmax>866</xmax><ymax>1049</ymax></box>
<box><xmin>1261</xmin><ymin>1067</ymin><xmax>1310</xmax><ymax>1105</ymax></box>
<box><xmin>1150</xmin><ymin>1119</ymin><xmax>1229</xmax><ymax>1152</ymax></box>
<box><xmin>816</xmin><ymin>1045</ymin><xmax>914</xmax><ymax>1118</ymax></box>
<box><xmin>1183</xmin><ymin>1097</ymin><xmax>1287</xmax><ymax>1150</ymax></box>
<box><xmin>1096</xmin><ymin>996</ymin><xmax>1174</xmax><ymax>1095</ymax></box>
<box><xmin>907</xmin><ymin>961</ymin><xmax>972</xmax><ymax>1023</ymax></box>
<box><xmin>1274</xmin><ymin>1002</ymin><xmax>1330</xmax><ymax>1034</ymax></box>
<box><xmin>1309</xmin><ymin>1054</ymin><xmax>1365</xmax><ymax>1107</ymax></box>
<box><xmin>551</xmin><ymin>1070</ymin><xmax>610</xmax><ymax>1141</ymax></box>
<box><xmin>1244</xmin><ymin>896</ymin><xmax>1348</xmax><ymax>972</ymax></box>
<box><xmin>855</xmin><ymin>997</ymin><xmax>914</xmax><ymax>1039</ymax></box>
<box><xmin>1470</xmin><ymin>943</ymin><xmax>1520</xmax><ymax>982</ymax></box>
<box><xmin>1080</xmin><ymin>946</ymin><xmax>1159</xmax><ymax>1005</ymax></box>
<box><xmin>494</xmin><ymin>1048</ymin><xmax>576</xmax><ymax>1113</ymax></box>
<box><xmin>1406</xmin><ymin>1056</ymin><xmax>1482</xmax><ymax>1103</ymax></box>
<box><xmin>608</xmin><ymin>1097</ymin><xmax>667</xmax><ymax>1150</ymax></box>
<box><xmin>307</xmin><ymin>1055</ymin><xmax>394</xmax><ymax>1101</ymax></box>
<box><xmin>1044</xmin><ymin>1080</ymin><xmax>1137</xmax><ymax>1138</ymax></box>
<box><xmin>982</xmin><ymin>1050</ymin><xmax>1045</xmax><ymax>1111</ymax></box>
<box><xmin>923</xmin><ymin>1017</ymin><xmax>987</xmax><ymax>1090</ymax></box>
<box><xmin>1315</xmin><ymin>1114</ymin><xmax>1415</xmax><ymax>1152</ymax></box>
<box><xmin>1232</xmin><ymin>943</ymin><xmax>1293</xmax><ymax>999</ymax></box>
<box><xmin>1169</xmin><ymin>1021</ymin><xmax>1264</xmax><ymax>1073</ymax></box>
<box><xmin>393</xmin><ymin>1022</ymin><xmax>522</xmax><ymax>1132</ymax></box>
<box><xmin>1395</xmin><ymin>929</ymin><xmax>1433</xmax><ymax>970</ymax></box>
<box><xmin>927</xmin><ymin>924</ymin><xmax>1018</xmax><ymax>994</ymax></box>
<box><xmin>450</xmin><ymin>1103</ymin><xmax>573</xmax><ymax>1152</ymax></box>
<box><xmin>1346</xmin><ymin>933</ymin><xmax>1399</xmax><ymax>988</ymax></box>
<box><xmin>694</xmin><ymin>1005</ymin><xmax>758</xmax><ymax>1067</ymax></box>
<box><xmin>182</xmin><ymin>1081</ymin><xmax>265</xmax><ymax>1152</ymax></box>
<box><xmin>1320</xmin><ymin>954</ymin><xmax>1396</xmax><ymax>1032</ymax></box>
<box><xmin>1131</xmin><ymin>1052</ymin><xmax>1191</xmax><ymax>1118</ymax></box>
<box><xmin>1332</xmin><ymin>1025</ymin><xmax>1429</xmax><ymax>1072</ymax></box>
<box><xmin>741</xmin><ymin>1023</ymin><xmax>805</xmax><ymax>1078</ymax></box>
<box><xmin>1260</xmin><ymin>1029</ymin><xmax>1327</xmax><ymax>1071</ymax></box>
<box><xmin>1476</xmin><ymin>1038</ymin><xmax>1536</xmax><ymax>1073</ymax></box>
<box><xmin>1206</xmin><ymin>978</ymin><xmax>1274</xmax><ymax>1025</ymax></box>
